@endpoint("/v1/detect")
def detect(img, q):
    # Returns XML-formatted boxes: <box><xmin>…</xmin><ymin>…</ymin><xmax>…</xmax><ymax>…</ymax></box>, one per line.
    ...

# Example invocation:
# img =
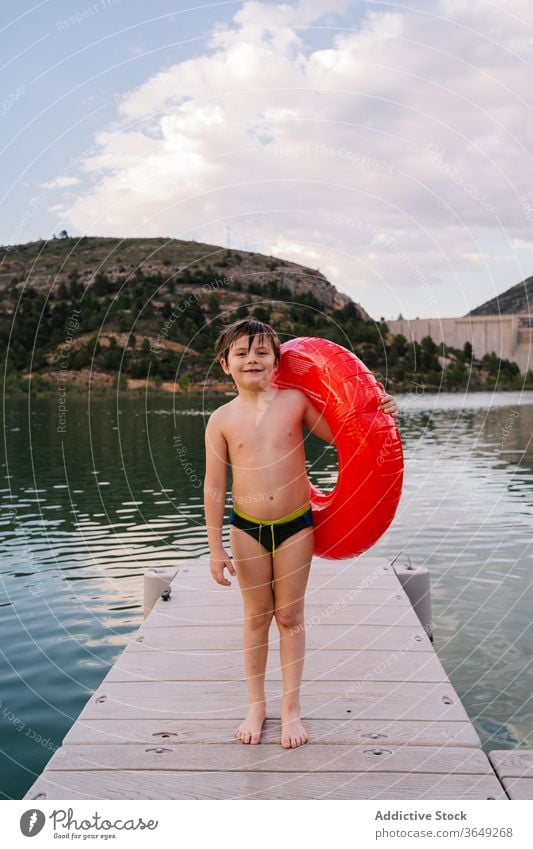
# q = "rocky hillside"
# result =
<box><xmin>0</xmin><ymin>235</ymin><xmax>360</xmax><ymax>314</ymax></box>
<box><xmin>0</xmin><ymin>235</ymin><xmax>376</xmax><ymax>391</ymax></box>
<box><xmin>467</xmin><ymin>275</ymin><xmax>533</xmax><ymax>315</ymax></box>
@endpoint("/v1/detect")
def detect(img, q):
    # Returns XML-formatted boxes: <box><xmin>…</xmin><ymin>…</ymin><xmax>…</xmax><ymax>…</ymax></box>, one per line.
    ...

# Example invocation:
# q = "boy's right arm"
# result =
<box><xmin>204</xmin><ymin>410</ymin><xmax>236</xmax><ymax>586</ymax></box>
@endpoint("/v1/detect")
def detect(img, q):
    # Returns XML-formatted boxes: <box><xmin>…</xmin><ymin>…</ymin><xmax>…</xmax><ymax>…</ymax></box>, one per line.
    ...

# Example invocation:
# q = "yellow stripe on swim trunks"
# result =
<box><xmin>231</xmin><ymin>502</ymin><xmax>311</xmax><ymax>557</ymax></box>
<box><xmin>232</xmin><ymin>502</ymin><xmax>311</xmax><ymax>524</ymax></box>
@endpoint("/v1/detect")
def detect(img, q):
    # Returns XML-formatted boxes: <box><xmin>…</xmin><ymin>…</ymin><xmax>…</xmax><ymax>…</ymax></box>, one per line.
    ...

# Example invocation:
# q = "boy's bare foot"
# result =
<box><xmin>234</xmin><ymin>703</ymin><xmax>266</xmax><ymax>744</ymax></box>
<box><xmin>280</xmin><ymin>699</ymin><xmax>308</xmax><ymax>748</ymax></box>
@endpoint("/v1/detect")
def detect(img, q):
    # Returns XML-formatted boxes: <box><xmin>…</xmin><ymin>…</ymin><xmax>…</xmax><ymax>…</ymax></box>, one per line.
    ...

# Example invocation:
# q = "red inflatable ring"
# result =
<box><xmin>272</xmin><ymin>337</ymin><xmax>403</xmax><ymax>559</ymax></box>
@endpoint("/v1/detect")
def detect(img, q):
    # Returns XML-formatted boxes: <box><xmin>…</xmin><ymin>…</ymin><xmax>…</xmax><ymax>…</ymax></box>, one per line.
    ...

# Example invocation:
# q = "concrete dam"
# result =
<box><xmin>386</xmin><ymin>314</ymin><xmax>532</xmax><ymax>375</ymax></box>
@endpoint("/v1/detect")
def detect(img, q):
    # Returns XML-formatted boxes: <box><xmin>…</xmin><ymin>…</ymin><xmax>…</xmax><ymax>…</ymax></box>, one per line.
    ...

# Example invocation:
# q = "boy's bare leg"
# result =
<box><xmin>272</xmin><ymin>527</ymin><xmax>313</xmax><ymax>748</ymax></box>
<box><xmin>230</xmin><ymin>526</ymin><xmax>274</xmax><ymax>744</ymax></box>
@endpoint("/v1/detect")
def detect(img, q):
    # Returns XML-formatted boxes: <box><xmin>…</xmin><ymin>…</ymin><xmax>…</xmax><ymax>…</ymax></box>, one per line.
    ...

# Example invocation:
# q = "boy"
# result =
<box><xmin>204</xmin><ymin>319</ymin><xmax>398</xmax><ymax>749</ymax></box>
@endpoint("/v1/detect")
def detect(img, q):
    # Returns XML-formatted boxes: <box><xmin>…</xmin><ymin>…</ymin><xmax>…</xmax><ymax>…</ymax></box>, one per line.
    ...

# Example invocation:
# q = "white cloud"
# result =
<box><xmin>64</xmin><ymin>0</ymin><xmax>533</xmax><ymax>318</ymax></box>
<box><xmin>41</xmin><ymin>176</ymin><xmax>81</xmax><ymax>189</ymax></box>
<box><xmin>233</xmin><ymin>0</ymin><xmax>352</xmax><ymax>29</ymax></box>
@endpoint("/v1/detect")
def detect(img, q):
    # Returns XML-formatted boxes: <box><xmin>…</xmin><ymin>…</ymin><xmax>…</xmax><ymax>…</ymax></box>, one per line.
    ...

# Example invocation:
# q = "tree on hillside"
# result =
<box><xmin>68</xmin><ymin>270</ymin><xmax>83</xmax><ymax>298</ymax></box>
<box><xmin>207</xmin><ymin>294</ymin><xmax>220</xmax><ymax>315</ymax></box>
<box><xmin>481</xmin><ymin>352</ymin><xmax>519</xmax><ymax>379</ymax></box>
<box><xmin>389</xmin><ymin>333</ymin><xmax>408</xmax><ymax>363</ymax></box>
<box><xmin>253</xmin><ymin>305</ymin><xmax>271</xmax><ymax>323</ymax></box>
<box><xmin>103</xmin><ymin>339</ymin><xmax>123</xmax><ymax>371</ymax></box>
<box><xmin>420</xmin><ymin>335</ymin><xmax>440</xmax><ymax>370</ymax></box>
<box><xmin>93</xmin><ymin>272</ymin><xmax>113</xmax><ymax>296</ymax></box>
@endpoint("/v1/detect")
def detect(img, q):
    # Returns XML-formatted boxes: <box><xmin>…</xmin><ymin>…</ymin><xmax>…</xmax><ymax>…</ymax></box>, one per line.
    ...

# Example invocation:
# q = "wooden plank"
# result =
<box><xmin>172</xmin><ymin>587</ymin><xmax>411</xmax><ymax>607</ymax></box>
<box><xmin>144</xmin><ymin>602</ymin><xmax>420</xmax><ymax>628</ymax></box>
<box><xmin>62</xmin><ymin>717</ymin><xmax>481</xmax><ymax>748</ymax></box>
<box><xmin>150</xmin><ymin>556</ymin><xmax>396</xmax><ymax>585</ymax></box>
<box><xmin>75</xmin><ymin>680</ymin><xmax>470</xmax><ymax>722</ymax></box>
<box><xmin>105</xmin><ymin>647</ymin><xmax>449</xmax><ymax>684</ymax></box>
<box><xmin>172</xmin><ymin>556</ymin><xmax>393</xmax><ymax>574</ymax></box>
<box><xmin>168</xmin><ymin>559</ymin><xmax>400</xmax><ymax>582</ymax></box>
<box><xmin>45</xmin><ymin>743</ymin><xmax>493</xmax><ymax>774</ymax></box>
<box><xmin>169</xmin><ymin>571</ymin><xmax>402</xmax><ymax>590</ymax></box>
<box><xmin>313</xmin><ymin>556</ymin><xmax>393</xmax><ymax>566</ymax></box>
<box><xmin>488</xmin><ymin>749</ymin><xmax>533</xmax><ymax>778</ymax></box>
<box><xmin>24</xmin><ymin>770</ymin><xmax>507</xmax><ymax>800</ymax></box>
<box><xmin>127</xmin><ymin>623</ymin><xmax>433</xmax><ymax>652</ymax></box>
<box><xmin>501</xmin><ymin>777</ymin><xmax>533</xmax><ymax>800</ymax></box>
<box><xmin>166</xmin><ymin>578</ymin><xmax>403</xmax><ymax>598</ymax></box>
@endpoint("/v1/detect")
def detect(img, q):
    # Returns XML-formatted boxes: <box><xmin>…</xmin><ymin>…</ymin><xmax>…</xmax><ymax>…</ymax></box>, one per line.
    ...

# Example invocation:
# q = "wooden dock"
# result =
<box><xmin>24</xmin><ymin>556</ymin><xmax>525</xmax><ymax>800</ymax></box>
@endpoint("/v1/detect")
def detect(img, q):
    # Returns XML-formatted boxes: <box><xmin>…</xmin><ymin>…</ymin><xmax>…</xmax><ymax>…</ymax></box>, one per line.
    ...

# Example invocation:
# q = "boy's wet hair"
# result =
<box><xmin>215</xmin><ymin>318</ymin><xmax>281</xmax><ymax>365</ymax></box>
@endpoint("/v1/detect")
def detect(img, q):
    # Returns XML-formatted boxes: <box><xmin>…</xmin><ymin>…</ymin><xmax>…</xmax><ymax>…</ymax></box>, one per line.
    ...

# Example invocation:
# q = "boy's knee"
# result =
<box><xmin>245</xmin><ymin>608</ymin><xmax>274</xmax><ymax>629</ymax></box>
<box><xmin>274</xmin><ymin>606</ymin><xmax>303</xmax><ymax>630</ymax></box>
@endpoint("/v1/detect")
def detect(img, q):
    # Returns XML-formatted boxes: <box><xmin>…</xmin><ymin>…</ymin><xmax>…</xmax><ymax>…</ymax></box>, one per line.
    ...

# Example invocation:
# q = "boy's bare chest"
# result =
<box><xmin>224</xmin><ymin>405</ymin><xmax>302</xmax><ymax>458</ymax></box>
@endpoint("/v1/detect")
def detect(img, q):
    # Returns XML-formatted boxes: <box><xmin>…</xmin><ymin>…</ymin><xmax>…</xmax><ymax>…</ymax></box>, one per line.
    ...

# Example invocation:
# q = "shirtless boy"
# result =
<box><xmin>204</xmin><ymin>319</ymin><xmax>398</xmax><ymax>748</ymax></box>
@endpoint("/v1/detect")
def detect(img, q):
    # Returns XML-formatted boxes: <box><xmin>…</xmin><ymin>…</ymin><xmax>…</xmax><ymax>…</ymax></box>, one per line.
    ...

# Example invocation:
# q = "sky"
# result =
<box><xmin>1</xmin><ymin>0</ymin><xmax>533</xmax><ymax>320</ymax></box>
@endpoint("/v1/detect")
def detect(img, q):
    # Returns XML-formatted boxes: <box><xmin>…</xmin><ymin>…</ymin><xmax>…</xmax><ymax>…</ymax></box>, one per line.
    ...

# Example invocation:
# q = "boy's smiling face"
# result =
<box><xmin>220</xmin><ymin>332</ymin><xmax>277</xmax><ymax>391</ymax></box>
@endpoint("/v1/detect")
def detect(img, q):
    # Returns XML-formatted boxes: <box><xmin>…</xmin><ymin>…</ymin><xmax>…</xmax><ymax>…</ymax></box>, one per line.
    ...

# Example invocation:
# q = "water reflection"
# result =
<box><xmin>0</xmin><ymin>392</ymin><xmax>532</xmax><ymax>798</ymax></box>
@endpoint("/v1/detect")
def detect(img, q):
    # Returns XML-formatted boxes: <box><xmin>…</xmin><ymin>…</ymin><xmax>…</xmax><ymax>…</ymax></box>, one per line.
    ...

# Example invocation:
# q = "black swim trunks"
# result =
<box><xmin>228</xmin><ymin>503</ymin><xmax>314</xmax><ymax>557</ymax></box>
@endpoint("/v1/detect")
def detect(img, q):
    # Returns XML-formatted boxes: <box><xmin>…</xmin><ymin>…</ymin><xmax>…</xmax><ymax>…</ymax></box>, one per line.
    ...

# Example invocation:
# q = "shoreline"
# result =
<box><xmin>5</xmin><ymin>383</ymin><xmax>533</xmax><ymax>397</ymax></box>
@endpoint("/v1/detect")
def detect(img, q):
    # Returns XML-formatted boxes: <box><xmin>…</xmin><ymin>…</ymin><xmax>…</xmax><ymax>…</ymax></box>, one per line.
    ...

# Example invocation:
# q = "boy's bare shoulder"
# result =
<box><xmin>206</xmin><ymin>398</ymin><xmax>237</xmax><ymax>430</ymax></box>
<box><xmin>279</xmin><ymin>387</ymin><xmax>308</xmax><ymax>408</ymax></box>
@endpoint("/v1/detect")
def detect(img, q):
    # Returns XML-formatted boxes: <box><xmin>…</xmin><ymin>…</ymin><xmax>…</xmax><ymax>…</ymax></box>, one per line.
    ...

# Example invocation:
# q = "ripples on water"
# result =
<box><xmin>1</xmin><ymin>391</ymin><xmax>532</xmax><ymax>798</ymax></box>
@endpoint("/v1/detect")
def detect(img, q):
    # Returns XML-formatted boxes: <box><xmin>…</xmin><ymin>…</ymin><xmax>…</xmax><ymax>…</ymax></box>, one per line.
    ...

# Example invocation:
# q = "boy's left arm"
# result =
<box><xmin>302</xmin><ymin>396</ymin><xmax>335</xmax><ymax>443</ymax></box>
<box><xmin>302</xmin><ymin>384</ymin><xmax>398</xmax><ymax>441</ymax></box>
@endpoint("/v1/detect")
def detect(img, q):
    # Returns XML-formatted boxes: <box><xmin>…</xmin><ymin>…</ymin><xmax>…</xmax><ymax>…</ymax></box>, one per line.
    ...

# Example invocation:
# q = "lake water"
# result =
<box><xmin>1</xmin><ymin>390</ymin><xmax>532</xmax><ymax>799</ymax></box>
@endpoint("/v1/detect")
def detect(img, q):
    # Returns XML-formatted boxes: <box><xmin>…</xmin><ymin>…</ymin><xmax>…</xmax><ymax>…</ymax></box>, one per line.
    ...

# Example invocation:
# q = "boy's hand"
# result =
<box><xmin>210</xmin><ymin>548</ymin><xmax>237</xmax><ymax>586</ymax></box>
<box><xmin>376</xmin><ymin>382</ymin><xmax>398</xmax><ymax>417</ymax></box>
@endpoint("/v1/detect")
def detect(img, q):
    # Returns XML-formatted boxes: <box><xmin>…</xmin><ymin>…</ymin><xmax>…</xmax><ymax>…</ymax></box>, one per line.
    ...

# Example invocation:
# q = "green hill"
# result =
<box><xmin>0</xmin><ymin>235</ymin><xmax>378</xmax><ymax>391</ymax></box>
